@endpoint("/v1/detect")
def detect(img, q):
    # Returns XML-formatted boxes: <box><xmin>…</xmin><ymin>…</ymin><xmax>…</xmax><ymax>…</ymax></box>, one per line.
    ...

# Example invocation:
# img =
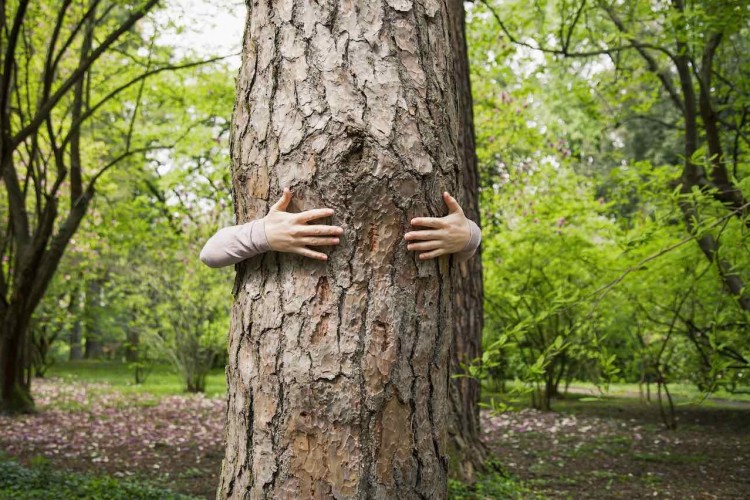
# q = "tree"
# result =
<box><xmin>217</xmin><ymin>1</ymin><xmax>471</xmax><ymax>497</ymax></box>
<box><xmin>0</xmin><ymin>0</ymin><xmax>229</xmax><ymax>413</ymax></box>
<box><xmin>0</xmin><ymin>0</ymin><xmax>161</xmax><ymax>414</ymax></box>
<box><xmin>445</xmin><ymin>0</ymin><xmax>489</xmax><ymax>482</ymax></box>
<box><xmin>465</xmin><ymin>0</ymin><xmax>748</xmax><ymax>413</ymax></box>
<box><xmin>478</xmin><ymin>0</ymin><xmax>750</xmax><ymax>311</ymax></box>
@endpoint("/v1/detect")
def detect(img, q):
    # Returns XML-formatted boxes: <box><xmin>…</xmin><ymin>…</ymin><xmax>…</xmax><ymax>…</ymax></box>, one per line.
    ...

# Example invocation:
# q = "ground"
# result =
<box><xmin>1</xmin><ymin>372</ymin><xmax>748</xmax><ymax>499</ymax></box>
<box><xmin>0</xmin><ymin>377</ymin><xmax>223</xmax><ymax>498</ymax></box>
<box><xmin>480</xmin><ymin>399</ymin><xmax>750</xmax><ymax>499</ymax></box>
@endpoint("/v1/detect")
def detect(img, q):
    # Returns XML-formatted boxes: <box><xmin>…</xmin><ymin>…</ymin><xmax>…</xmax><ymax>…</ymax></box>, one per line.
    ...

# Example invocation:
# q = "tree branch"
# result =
<box><xmin>60</xmin><ymin>53</ymin><xmax>235</xmax><ymax>151</ymax></box>
<box><xmin>10</xmin><ymin>0</ymin><xmax>160</xmax><ymax>150</ymax></box>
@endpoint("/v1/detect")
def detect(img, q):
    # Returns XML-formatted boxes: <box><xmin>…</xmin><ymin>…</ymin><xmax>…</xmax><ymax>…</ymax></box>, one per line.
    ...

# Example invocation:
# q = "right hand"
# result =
<box><xmin>263</xmin><ymin>187</ymin><xmax>344</xmax><ymax>261</ymax></box>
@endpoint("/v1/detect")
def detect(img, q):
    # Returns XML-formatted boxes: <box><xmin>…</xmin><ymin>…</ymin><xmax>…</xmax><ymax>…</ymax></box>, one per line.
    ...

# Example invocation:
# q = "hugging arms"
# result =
<box><xmin>199</xmin><ymin>187</ymin><xmax>481</xmax><ymax>268</ymax></box>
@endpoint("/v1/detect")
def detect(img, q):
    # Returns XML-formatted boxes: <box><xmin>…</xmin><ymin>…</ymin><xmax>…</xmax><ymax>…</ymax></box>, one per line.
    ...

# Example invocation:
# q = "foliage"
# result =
<box><xmin>0</xmin><ymin>454</ymin><xmax>199</xmax><ymax>500</ymax></box>
<box><xmin>466</xmin><ymin>0</ymin><xmax>750</xmax><ymax>417</ymax></box>
<box><xmin>21</xmin><ymin>1</ymin><xmax>240</xmax><ymax>393</ymax></box>
<box><xmin>145</xmin><ymin>247</ymin><xmax>232</xmax><ymax>392</ymax></box>
<box><xmin>448</xmin><ymin>458</ymin><xmax>540</xmax><ymax>499</ymax></box>
<box><xmin>0</xmin><ymin>0</ymin><xmax>242</xmax><ymax>411</ymax></box>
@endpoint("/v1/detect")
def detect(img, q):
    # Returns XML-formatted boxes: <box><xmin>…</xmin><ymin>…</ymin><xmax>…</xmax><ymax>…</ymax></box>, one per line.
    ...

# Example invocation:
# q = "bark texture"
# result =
<box><xmin>217</xmin><ymin>0</ymin><xmax>464</xmax><ymax>498</ymax></box>
<box><xmin>445</xmin><ymin>0</ymin><xmax>489</xmax><ymax>482</ymax></box>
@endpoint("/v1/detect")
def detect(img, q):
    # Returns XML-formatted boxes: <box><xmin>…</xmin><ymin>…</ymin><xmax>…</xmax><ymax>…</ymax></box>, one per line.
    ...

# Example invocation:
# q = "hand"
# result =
<box><xmin>404</xmin><ymin>191</ymin><xmax>471</xmax><ymax>260</ymax></box>
<box><xmin>263</xmin><ymin>187</ymin><xmax>344</xmax><ymax>261</ymax></box>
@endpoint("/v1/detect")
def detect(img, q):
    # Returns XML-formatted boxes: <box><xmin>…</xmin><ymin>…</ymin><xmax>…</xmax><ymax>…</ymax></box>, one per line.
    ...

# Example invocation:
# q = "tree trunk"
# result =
<box><xmin>217</xmin><ymin>1</ymin><xmax>464</xmax><ymax>498</ymax></box>
<box><xmin>69</xmin><ymin>284</ymin><xmax>84</xmax><ymax>361</ymax></box>
<box><xmin>69</xmin><ymin>322</ymin><xmax>84</xmax><ymax>360</ymax></box>
<box><xmin>124</xmin><ymin>328</ymin><xmax>139</xmax><ymax>363</ymax></box>
<box><xmin>84</xmin><ymin>280</ymin><xmax>104</xmax><ymax>359</ymax></box>
<box><xmin>0</xmin><ymin>312</ymin><xmax>35</xmax><ymax>414</ymax></box>
<box><xmin>445</xmin><ymin>0</ymin><xmax>488</xmax><ymax>483</ymax></box>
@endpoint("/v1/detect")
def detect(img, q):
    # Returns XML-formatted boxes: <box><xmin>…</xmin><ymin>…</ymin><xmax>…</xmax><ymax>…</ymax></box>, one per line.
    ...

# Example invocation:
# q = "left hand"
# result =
<box><xmin>404</xmin><ymin>191</ymin><xmax>471</xmax><ymax>260</ymax></box>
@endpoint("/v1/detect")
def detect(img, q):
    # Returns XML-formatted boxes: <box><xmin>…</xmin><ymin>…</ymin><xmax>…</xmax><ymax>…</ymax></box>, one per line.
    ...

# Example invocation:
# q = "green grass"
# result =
<box><xmin>0</xmin><ymin>453</ymin><xmax>201</xmax><ymax>500</ymax></box>
<box><xmin>44</xmin><ymin>360</ymin><xmax>227</xmax><ymax>398</ymax></box>
<box><xmin>560</xmin><ymin>381</ymin><xmax>750</xmax><ymax>404</ymax></box>
<box><xmin>479</xmin><ymin>379</ymin><xmax>750</xmax><ymax>415</ymax></box>
<box><xmin>448</xmin><ymin>459</ymin><xmax>543</xmax><ymax>499</ymax></box>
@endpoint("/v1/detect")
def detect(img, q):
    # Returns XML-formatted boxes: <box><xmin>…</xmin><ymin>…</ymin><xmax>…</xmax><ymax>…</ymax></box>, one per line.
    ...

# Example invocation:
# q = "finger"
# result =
<box><xmin>410</xmin><ymin>217</ymin><xmax>445</xmax><ymax>228</ymax></box>
<box><xmin>297</xmin><ymin>208</ymin><xmax>335</xmax><ymax>223</ymax></box>
<box><xmin>297</xmin><ymin>224</ymin><xmax>344</xmax><ymax>236</ymax></box>
<box><xmin>270</xmin><ymin>187</ymin><xmax>292</xmax><ymax>212</ymax></box>
<box><xmin>404</xmin><ymin>229</ymin><xmax>441</xmax><ymax>241</ymax></box>
<box><xmin>407</xmin><ymin>240</ymin><xmax>442</xmax><ymax>251</ymax></box>
<box><xmin>299</xmin><ymin>236</ymin><xmax>341</xmax><ymax>246</ymax></box>
<box><xmin>443</xmin><ymin>191</ymin><xmax>464</xmax><ymax>214</ymax></box>
<box><xmin>293</xmin><ymin>246</ymin><xmax>328</xmax><ymax>261</ymax></box>
<box><xmin>418</xmin><ymin>248</ymin><xmax>445</xmax><ymax>260</ymax></box>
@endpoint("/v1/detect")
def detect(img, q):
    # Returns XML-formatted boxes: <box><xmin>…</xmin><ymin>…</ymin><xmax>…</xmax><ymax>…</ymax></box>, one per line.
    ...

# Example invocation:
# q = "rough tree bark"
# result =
<box><xmin>445</xmin><ymin>0</ymin><xmax>489</xmax><ymax>482</ymax></box>
<box><xmin>217</xmin><ymin>0</ymin><xmax>469</xmax><ymax>498</ymax></box>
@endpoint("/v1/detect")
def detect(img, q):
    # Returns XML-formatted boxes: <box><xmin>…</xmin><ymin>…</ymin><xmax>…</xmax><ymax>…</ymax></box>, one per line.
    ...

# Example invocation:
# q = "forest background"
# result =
<box><xmin>1</xmin><ymin>0</ymin><xmax>748</xmax><ymax>498</ymax></box>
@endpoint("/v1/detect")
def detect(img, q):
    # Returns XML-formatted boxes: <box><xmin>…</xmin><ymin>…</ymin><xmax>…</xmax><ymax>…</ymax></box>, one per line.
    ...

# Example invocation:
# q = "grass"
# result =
<box><xmin>479</xmin><ymin>379</ymin><xmax>750</xmax><ymax>417</ymax></box>
<box><xmin>448</xmin><ymin>459</ymin><xmax>542</xmax><ymax>499</ymax></box>
<box><xmin>566</xmin><ymin>381</ymin><xmax>750</xmax><ymax>404</ymax></box>
<box><xmin>0</xmin><ymin>452</ymin><xmax>201</xmax><ymax>500</ymax></box>
<box><xmin>44</xmin><ymin>360</ymin><xmax>227</xmax><ymax>398</ymax></box>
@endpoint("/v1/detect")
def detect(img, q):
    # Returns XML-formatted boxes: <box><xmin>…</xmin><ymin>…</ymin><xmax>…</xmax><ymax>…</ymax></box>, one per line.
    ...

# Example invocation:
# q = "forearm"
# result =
<box><xmin>454</xmin><ymin>218</ymin><xmax>481</xmax><ymax>264</ymax></box>
<box><xmin>199</xmin><ymin>218</ymin><xmax>272</xmax><ymax>268</ymax></box>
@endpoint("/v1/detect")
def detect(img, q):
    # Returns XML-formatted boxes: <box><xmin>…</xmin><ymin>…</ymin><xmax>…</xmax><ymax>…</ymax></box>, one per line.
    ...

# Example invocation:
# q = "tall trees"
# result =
<box><xmin>0</xmin><ymin>0</ymin><xmax>162</xmax><ymax>413</ymax></box>
<box><xmin>0</xmin><ymin>0</ymin><xmax>238</xmax><ymax>413</ymax></box>
<box><xmin>218</xmin><ymin>1</ymin><xmax>469</xmax><ymax>497</ymax></box>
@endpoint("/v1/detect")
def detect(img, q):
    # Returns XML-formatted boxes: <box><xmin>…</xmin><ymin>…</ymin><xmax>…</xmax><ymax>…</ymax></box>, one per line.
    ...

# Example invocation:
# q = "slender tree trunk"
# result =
<box><xmin>69</xmin><ymin>283</ymin><xmax>84</xmax><ymax>361</ymax></box>
<box><xmin>69</xmin><ymin>324</ymin><xmax>84</xmax><ymax>360</ymax></box>
<box><xmin>124</xmin><ymin>328</ymin><xmax>139</xmax><ymax>363</ymax></box>
<box><xmin>84</xmin><ymin>280</ymin><xmax>103</xmax><ymax>359</ymax></box>
<box><xmin>445</xmin><ymin>0</ymin><xmax>488</xmax><ymax>482</ymax></box>
<box><xmin>218</xmin><ymin>1</ymin><xmax>464</xmax><ymax>498</ymax></box>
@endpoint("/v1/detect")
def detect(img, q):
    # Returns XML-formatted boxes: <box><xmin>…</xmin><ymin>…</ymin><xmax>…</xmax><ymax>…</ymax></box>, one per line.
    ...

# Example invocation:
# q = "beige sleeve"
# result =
<box><xmin>199</xmin><ymin>218</ymin><xmax>272</xmax><ymax>268</ymax></box>
<box><xmin>454</xmin><ymin>218</ymin><xmax>481</xmax><ymax>264</ymax></box>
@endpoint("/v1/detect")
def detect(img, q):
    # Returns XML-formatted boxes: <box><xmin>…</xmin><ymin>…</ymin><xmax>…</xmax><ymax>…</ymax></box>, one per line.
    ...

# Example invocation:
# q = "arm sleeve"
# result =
<box><xmin>454</xmin><ymin>218</ymin><xmax>481</xmax><ymax>264</ymax></box>
<box><xmin>199</xmin><ymin>218</ymin><xmax>273</xmax><ymax>268</ymax></box>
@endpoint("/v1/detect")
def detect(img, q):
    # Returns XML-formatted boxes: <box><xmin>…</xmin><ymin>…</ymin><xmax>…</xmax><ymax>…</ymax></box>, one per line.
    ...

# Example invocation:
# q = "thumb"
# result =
<box><xmin>270</xmin><ymin>187</ymin><xmax>292</xmax><ymax>212</ymax></box>
<box><xmin>443</xmin><ymin>191</ymin><xmax>463</xmax><ymax>214</ymax></box>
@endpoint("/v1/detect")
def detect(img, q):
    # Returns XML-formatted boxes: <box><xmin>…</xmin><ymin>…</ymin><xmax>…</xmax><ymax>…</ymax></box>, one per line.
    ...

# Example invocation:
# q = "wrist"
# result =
<box><xmin>460</xmin><ymin>219</ymin><xmax>472</xmax><ymax>252</ymax></box>
<box><xmin>460</xmin><ymin>218</ymin><xmax>481</xmax><ymax>253</ymax></box>
<box><xmin>249</xmin><ymin>217</ymin><xmax>272</xmax><ymax>253</ymax></box>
